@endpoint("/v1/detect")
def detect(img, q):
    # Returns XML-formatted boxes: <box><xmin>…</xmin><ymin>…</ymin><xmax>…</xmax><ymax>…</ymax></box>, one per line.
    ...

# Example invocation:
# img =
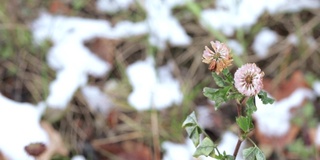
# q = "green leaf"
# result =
<box><xmin>222</xmin><ymin>69</ymin><xmax>234</xmax><ymax>84</ymax></box>
<box><xmin>212</xmin><ymin>72</ymin><xmax>225</xmax><ymax>87</ymax></box>
<box><xmin>182</xmin><ymin>111</ymin><xmax>197</xmax><ymax>127</ymax></box>
<box><xmin>236</xmin><ymin>116</ymin><xmax>254</xmax><ymax>133</ymax></box>
<box><xmin>227</xmin><ymin>92</ymin><xmax>244</xmax><ymax>102</ymax></box>
<box><xmin>255</xmin><ymin>148</ymin><xmax>266</xmax><ymax>160</ymax></box>
<box><xmin>243</xmin><ymin>146</ymin><xmax>266</xmax><ymax>160</ymax></box>
<box><xmin>182</xmin><ymin>112</ymin><xmax>202</xmax><ymax>146</ymax></box>
<box><xmin>302</xmin><ymin>102</ymin><xmax>314</xmax><ymax>118</ymax></box>
<box><xmin>193</xmin><ymin>137</ymin><xmax>216</xmax><ymax>157</ymax></box>
<box><xmin>258</xmin><ymin>91</ymin><xmax>275</xmax><ymax>104</ymax></box>
<box><xmin>203</xmin><ymin>86</ymin><xmax>232</xmax><ymax>109</ymax></box>
<box><xmin>215</xmin><ymin>151</ymin><xmax>234</xmax><ymax>160</ymax></box>
<box><xmin>203</xmin><ymin>87</ymin><xmax>218</xmax><ymax>98</ymax></box>
<box><xmin>245</xmin><ymin>96</ymin><xmax>256</xmax><ymax>115</ymax></box>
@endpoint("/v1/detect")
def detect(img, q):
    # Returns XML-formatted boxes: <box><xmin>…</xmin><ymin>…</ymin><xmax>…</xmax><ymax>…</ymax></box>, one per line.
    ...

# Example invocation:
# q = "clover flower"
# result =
<box><xmin>202</xmin><ymin>41</ymin><xmax>233</xmax><ymax>74</ymax></box>
<box><xmin>234</xmin><ymin>63</ymin><xmax>264</xmax><ymax>96</ymax></box>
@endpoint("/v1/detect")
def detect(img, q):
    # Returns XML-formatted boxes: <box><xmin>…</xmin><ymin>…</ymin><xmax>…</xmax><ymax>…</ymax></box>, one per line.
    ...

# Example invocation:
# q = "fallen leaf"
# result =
<box><xmin>38</xmin><ymin>121</ymin><xmax>69</xmax><ymax>160</ymax></box>
<box><xmin>0</xmin><ymin>152</ymin><xmax>7</xmax><ymax>160</ymax></box>
<box><xmin>94</xmin><ymin>141</ymin><xmax>153</xmax><ymax>160</ymax></box>
<box><xmin>85</xmin><ymin>37</ymin><xmax>117</xmax><ymax>65</ymax></box>
<box><xmin>49</xmin><ymin>0</ymin><xmax>70</xmax><ymax>14</ymax></box>
<box><xmin>263</xmin><ymin>71</ymin><xmax>309</xmax><ymax>101</ymax></box>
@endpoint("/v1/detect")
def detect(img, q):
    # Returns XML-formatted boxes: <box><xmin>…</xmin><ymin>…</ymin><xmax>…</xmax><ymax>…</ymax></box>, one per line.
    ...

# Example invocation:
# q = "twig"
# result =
<box><xmin>233</xmin><ymin>98</ymin><xmax>247</xmax><ymax>158</ymax></box>
<box><xmin>233</xmin><ymin>139</ymin><xmax>243</xmax><ymax>158</ymax></box>
<box><xmin>151</xmin><ymin>109</ymin><xmax>160</xmax><ymax>160</ymax></box>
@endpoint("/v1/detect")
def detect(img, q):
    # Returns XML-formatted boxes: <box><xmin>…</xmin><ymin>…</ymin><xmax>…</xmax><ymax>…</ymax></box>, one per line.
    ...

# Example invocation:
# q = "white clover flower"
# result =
<box><xmin>202</xmin><ymin>41</ymin><xmax>233</xmax><ymax>74</ymax></box>
<box><xmin>234</xmin><ymin>63</ymin><xmax>264</xmax><ymax>96</ymax></box>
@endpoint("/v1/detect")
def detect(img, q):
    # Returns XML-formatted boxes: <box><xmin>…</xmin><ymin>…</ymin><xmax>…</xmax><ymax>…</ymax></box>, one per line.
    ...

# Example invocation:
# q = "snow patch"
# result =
<box><xmin>196</xmin><ymin>106</ymin><xmax>214</xmax><ymax>129</ymax></box>
<box><xmin>162</xmin><ymin>139</ymin><xmax>195</xmax><ymax>160</ymax></box>
<box><xmin>81</xmin><ymin>85</ymin><xmax>113</xmax><ymax>113</ymax></box>
<box><xmin>126</xmin><ymin>57</ymin><xmax>183</xmax><ymax>111</ymax></box>
<box><xmin>313</xmin><ymin>81</ymin><xmax>320</xmax><ymax>96</ymax></box>
<box><xmin>162</xmin><ymin>132</ymin><xmax>244</xmax><ymax>160</ymax></box>
<box><xmin>287</xmin><ymin>34</ymin><xmax>299</xmax><ymax>45</ymax></box>
<box><xmin>33</xmin><ymin>13</ymin><xmax>151</xmax><ymax>109</ymax></box>
<box><xmin>254</xmin><ymin>88</ymin><xmax>315</xmax><ymax>137</ymax></box>
<box><xmin>143</xmin><ymin>0</ymin><xmax>191</xmax><ymax>49</ymax></box>
<box><xmin>71</xmin><ymin>155</ymin><xmax>86</xmax><ymax>160</ymax></box>
<box><xmin>315</xmin><ymin>124</ymin><xmax>320</xmax><ymax>146</ymax></box>
<box><xmin>200</xmin><ymin>0</ymin><xmax>320</xmax><ymax>36</ymax></box>
<box><xmin>227</xmin><ymin>40</ymin><xmax>243</xmax><ymax>55</ymax></box>
<box><xmin>252</xmin><ymin>28</ymin><xmax>278</xmax><ymax>58</ymax></box>
<box><xmin>0</xmin><ymin>94</ymin><xmax>49</xmax><ymax>160</ymax></box>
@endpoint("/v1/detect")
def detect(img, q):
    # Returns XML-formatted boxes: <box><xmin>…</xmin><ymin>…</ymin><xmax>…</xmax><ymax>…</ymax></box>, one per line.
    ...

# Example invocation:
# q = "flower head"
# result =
<box><xmin>234</xmin><ymin>63</ymin><xmax>264</xmax><ymax>96</ymax></box>
<box><xmin>202</xmin><ymin>41</ymin><xmax>233</xmax><ymax>74</ymax></box>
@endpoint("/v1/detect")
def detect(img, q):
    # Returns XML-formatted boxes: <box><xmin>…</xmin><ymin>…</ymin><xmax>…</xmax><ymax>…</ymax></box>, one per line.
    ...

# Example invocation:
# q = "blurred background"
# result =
<box><xmin>0</xmin><ymin>0</ymin><xmax>320</xmax><ymax>159</ymax></box>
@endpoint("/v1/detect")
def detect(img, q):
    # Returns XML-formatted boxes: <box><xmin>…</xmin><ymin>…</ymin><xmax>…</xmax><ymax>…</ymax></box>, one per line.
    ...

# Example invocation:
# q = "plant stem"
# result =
<box><xmin>233</xmin><ymin>139</ymin><xmax>243</xmax><ymax>157</ymax></box>
<box><xmin>233</xmin><ymin>98</ymin><xmax>247</xmax><ymax>158</ymax></box>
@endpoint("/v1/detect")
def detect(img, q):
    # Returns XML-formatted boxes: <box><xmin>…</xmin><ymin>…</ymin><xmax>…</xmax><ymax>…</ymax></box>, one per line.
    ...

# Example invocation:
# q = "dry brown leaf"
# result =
<box><xmin>308</xmin><ymin>128</ymin><xmax>320</xmax><ymax>151</ymax></box>
<box><xmin>94</xmin><ymin>141</ymin><xmax>153</xmax><ymax>160</ymax></box>
<box><xmin>255</xmin><ymin>124</ymin><xmax>300</xmax><ymax>148</ymax></box>
<box><xmin>0</xmin><ymin>152</ymin><xmax>7</xmax><ymax>160</ymax></box>
<box><xmin>49</xmin><ymin>1</ymin><xmax>70</xmax><ymax>14</ymax></box>
<box><xmin>263</xmin><ymin>71</ymin><xmax>309</xmax><ymax>101</ymax></box>
<box><xmin>85</xmin><ymin>37</ymin><xmax>117</xmax><ymax>65</ymax></box>
<box><xmin>38</xmin><ymin>121</ymin><xmax>68</xmax><ymax>160</ymax></box>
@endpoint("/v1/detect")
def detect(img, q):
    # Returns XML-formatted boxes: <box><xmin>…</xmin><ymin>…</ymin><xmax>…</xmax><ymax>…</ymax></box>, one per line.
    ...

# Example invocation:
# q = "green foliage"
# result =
<box><xmin>245</xmin><ymin>96</ymin><xmax>256</xmax><ymax>115</ymax></box>
<box><xmin>214</xmin><ymin>151</ymin><xmax>235</xmax><ymax>160</ymax></box>
<box><xmin>203</xmin><ymin>69</ymin><xmax>239</xmax><ymax>109</ymax></box>
<box><xmin>193</xmin><ymin>137</ymin><xmax>216</xmax><ymax>157</ymax></box>
<box><xmin>212</xmin><ymin>72</ymin><xmax>225</xmax><ymax>87</ymax></box>
<box><xmin>287</xmin><ymin>138</ymin><xmax>316</xmax><ymax>159</ymax></box>
<box><xmin>182</xmin><ymin>112</ymin><xmax>234</xmax><ymax>159</ymax></box>
<box><xmin>190</xmin><ymin>66</ymin><xmax>273</xmax><ymax>159</ymax></box>
<box><xmin>236</xmin><ymin>116</ymin><xmax>254</xmax><ymax>134</ymax></box>
<box><xmin>203</xmin><ymin>86</ymin><xmax>231</xmax><ymax>109</ymax></box>
<box><xmin>72</xmin><ymin>0</ymin><xmax>87</xmax><ymax>10</ymax></box>
<box><xmin>243</xmin><ymin>146</ymin><xmax>266</xmax><ymax>160</ymax></box>
<box><xmin>182</xmin><ymin>112</ymin><xmax>202</xmax><ymax>146</ymax></box>
<box><xmin>257</xmin><ymin>91</ymin><xmax>274</xmax><ymax>104</ymax></box>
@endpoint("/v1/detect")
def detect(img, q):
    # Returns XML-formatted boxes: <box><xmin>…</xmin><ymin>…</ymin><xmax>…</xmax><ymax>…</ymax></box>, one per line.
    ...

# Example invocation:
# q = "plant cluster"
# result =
<box><xmin>183</xmin><ymin>41</ymin><xmax>274</xmax><ymax>160</ymax></box>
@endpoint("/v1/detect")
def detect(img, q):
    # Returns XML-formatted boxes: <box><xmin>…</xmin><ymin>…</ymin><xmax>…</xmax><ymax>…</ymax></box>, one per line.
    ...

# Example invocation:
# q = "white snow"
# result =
<box><xmin>315</xmin><ymin>124</ymin><xmax>320</xmax><ymax>146</ymax></box>
<box><xmin>215</xmin><ymin>132</ymin><xmax>244</xmax><ymax>160</ymax></box>
<box><xmin>143</xmin><ymin>0</ymin><xmax>191</xmax><ymax>49</ymax></box>
<box><xmin>126</xmin><ymin>57</ymin><xmax>183</xmax><ymax>111</ymax></box>
<box><xmin>254</xmin><ymin>88</ymin><xmax>315</xmax><ymax>137</ymax></box>
<box><xmin>162</xmin><ymin>132</ymin><xmax>244</xmax><ymax>160</ymax></box>
<box><xmin>252</xmin><ymin>28</ymin><xmax>278</xmax><ymax>58</ymax></box>
<box><xmin>0</xmin><ymin>94</ymin><xmax>49</xmax><ymax>160</ymax></box>
<box><xmin>200</xmin><ymin>0</ymin><xmax>320</xmax><ymax>36</ymax></box>
<box><xmin>227</xmin><ymin>40</ymin><xmax>243</xmax><ymax>55</ymax></box>
<box><xmin>32</xmin><ymin>13</ymin><xmax>148</xmax><ymax>43</ymax></box>
<box><xmin>313</xmin><ymin>81</ymin><xmax>320</xmax><ymax>96</ymax></box>
<box><xmin>31</xmin><ymin>9</ymin><xmax>191</xmax><ymax>108</ymax></box>
<box><xmin>287</xmin><ymin>34</ymin><xmax>299</xmax><ymax>45</ymax></box>
<box><xmin>196</xmin><ymin>106</ymin><xmax>214</xmax><ymax>129</ymax></box>
<box><xmin>32</xmin><ymin>13</ymin><xmax>152</xmax><ymax>109</ymax></box>
<box><xmin>96</xmin><ymin>0</ymin><xmax>134</xmax><ymax>13</ymax></box>
<box><xmin>162</xmin><ymin>139</ymin><xmax>195</xmax><ymax>160</ymax></box>
<box><xmin>81</xmin><ymin>85</ymin><xmax>113</xmax><ymax>113</ymax></box>
<box><xmin>71</xmin><ymin>155</ymin><xmax>86</xmax><ymax>160</ymax></box>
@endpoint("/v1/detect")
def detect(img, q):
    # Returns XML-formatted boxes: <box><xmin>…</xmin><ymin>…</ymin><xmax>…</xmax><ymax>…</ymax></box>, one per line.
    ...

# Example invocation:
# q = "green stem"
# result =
<box><xmin>233</xmin><ymin>98</ymin><xmax>248</xmax><ymax>158</ymax></box>
<box><xmin>247</xmin><ymin>137</ymin><xmax>257</xmax><ymax>147</ymax></box>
